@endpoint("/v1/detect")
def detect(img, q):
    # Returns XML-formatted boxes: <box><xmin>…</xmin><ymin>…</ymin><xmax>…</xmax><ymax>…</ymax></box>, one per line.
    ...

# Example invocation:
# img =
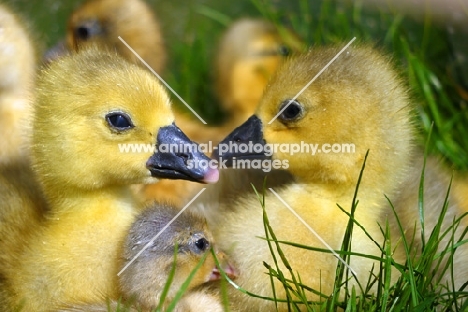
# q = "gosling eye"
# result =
<box><xmin>195</xmin><ymin>237</ymin><xmax>210</xmax><ymax>252</ymax></box>
<box><xmin>278</xmin><ymin>45</ymin><xmax>290</xmax><ymax>56</ymax></box>
<box><xmin>188</xmin><ymin>232</ymin><xmax>211</xmax><ymax>254</ymax></box>
<box><xmin>75</xmin><ymin>26</ymin><xmax>91</xmax><ymax>40</ymax></box>
<box><xmin>74</xmin><ymin>19</ymin><xmax>102</xmax><ymax>41</ymax></box>
<box><xmin>278</xmin><ymin>99</ymin><xmax>304</xmax><ymax>123</ymax></box>
<box><xmin>106</xmin><ymin>112</ymin><xmax>134</xmax><ymax>131</ymax></box>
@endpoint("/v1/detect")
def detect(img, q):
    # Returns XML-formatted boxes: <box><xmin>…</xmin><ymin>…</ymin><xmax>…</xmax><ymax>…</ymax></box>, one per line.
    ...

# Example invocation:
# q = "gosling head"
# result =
<box><xmin>45</xmin><ymin>0</ymin><xmax>165</xmax><ymax>73</ymax></box>
<box><xmin>216</xmin><ymin>18</ymin><xmax>297</xmax><ymax>121</ymax></box>
<box><xmin>32</xmin><ymin>48</ymin><xmax>217</xmax><ymax>198</ymax></box>
<box><xmin>216</xmin><ymin>45</ymin><xmax>415</xmax><ymax>187</ymax></box>
<box><xmin>120</xmin><ymin>204</ymin><xmax>236</xmax><ymax>309</ymax></box>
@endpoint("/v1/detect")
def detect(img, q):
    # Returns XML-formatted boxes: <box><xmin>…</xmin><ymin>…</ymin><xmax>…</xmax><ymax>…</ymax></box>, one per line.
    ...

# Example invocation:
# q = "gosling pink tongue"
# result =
<box><xmin>203</xmin><ymin>167</ymin><xmax>219</xmax><ymax>184</ymax></box>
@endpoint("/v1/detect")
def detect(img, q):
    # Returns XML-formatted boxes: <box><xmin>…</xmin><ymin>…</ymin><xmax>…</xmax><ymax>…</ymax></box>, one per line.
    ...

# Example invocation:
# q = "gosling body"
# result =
<box><xmin>0</xmin><ymin>48</ymin><xmax>216</xmax><ymax>311</ymax></box>
<box><xmin>209</xmin><ymin>45</ymin><xmax>468</xmax><ymax>311</ymax></box>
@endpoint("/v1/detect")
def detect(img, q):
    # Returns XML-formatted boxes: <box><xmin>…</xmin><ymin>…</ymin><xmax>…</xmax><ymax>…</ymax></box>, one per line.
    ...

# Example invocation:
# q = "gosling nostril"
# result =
<box><xmin>176</xmin><ymin>152</ymin><xmax>190</xmax><ymax>165</ymax></box>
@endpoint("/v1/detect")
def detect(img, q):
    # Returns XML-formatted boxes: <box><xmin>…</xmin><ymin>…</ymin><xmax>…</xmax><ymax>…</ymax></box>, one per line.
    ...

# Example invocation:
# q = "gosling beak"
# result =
<box><xmin>209</xmin><ymin>251</ymin><xmax>238</xmax><ymax>281</ymax></box>
<box><xmin>213</xmin><ymin>115</ymin><xmax>270</xmax><ymax>167</ymax></box>
<box><xmin>43</xmin><ymin>40</ymin><xmax>69</xmax><ymax>64</ymax></box>
<box><xmin>147</xmin><ymin>123</ymin><xmax>219</xmax><ymax>184</ymax></box>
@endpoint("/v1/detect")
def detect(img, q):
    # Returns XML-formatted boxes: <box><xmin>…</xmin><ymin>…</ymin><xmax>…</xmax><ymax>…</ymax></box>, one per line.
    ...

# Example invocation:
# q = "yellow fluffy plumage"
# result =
<box><xmin>0</xmin><ymin>4</ymin><xmax>36</xmax><ymax>164</ymax></box>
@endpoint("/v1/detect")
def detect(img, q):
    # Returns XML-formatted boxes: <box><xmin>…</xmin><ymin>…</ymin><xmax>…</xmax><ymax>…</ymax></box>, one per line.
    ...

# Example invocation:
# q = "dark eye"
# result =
<box><xmin>278</xmin><ymin>45</ymin><xmax>290</xmax><ymax>56</ymax></box>
<box><xmin>74</xmin><ymin>19</ymin><xmax>102</xmax><ymax>41</ymax></box>
<box><xmin>106</xmin><ymin>112</ymin><xmax>134</xmax><ymax>131</ymax></box>
<box><xmin>194</xmin><ymin>237</ymin><xmax>209</xmax><ymax>252</ymax></box>
<box><xmin>278</xmin><ymin>99</ymin><xmax>304</xmax><ymax>122</ymax></box>
<box><xmin>75</xmin><ymin>26</ymin><xmax>91</xmax><ymax>40</ymax></box>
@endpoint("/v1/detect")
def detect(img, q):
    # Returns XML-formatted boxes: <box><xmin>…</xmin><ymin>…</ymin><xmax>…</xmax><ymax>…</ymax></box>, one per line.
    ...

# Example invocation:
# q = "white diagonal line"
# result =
<box><xmin>118</xmin><ymin>36</ymin><xmax>207</xmax><ymax>124</ymax></box>
<box><xmin>268</xmin><ymin>37</ymin><xmax>356</xmax><ymax>124</ymax></box>
<box><xmin>117</xmin><ymin>188</ymin><xmax>206</xmax><ymax>276</ymax></box>
<box><xmin>269</xmin><ymin>188</ymin><xmax>357</xmax><ymax>277</ymax></box>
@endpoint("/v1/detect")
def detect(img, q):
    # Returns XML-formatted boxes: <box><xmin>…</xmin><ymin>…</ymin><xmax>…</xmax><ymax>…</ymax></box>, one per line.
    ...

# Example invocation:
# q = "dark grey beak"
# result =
<box><xmin>213</xmin><ymin>115</ymin><xmax>270</xmax><ymax>167</ymax></box>
<box><xmin>43</xmin><ymin>40</ymin><xmax>69</xmax><ymax>64</ymax></box>
<box><xmin>147</xmin><ymin>123</ymin><xmax>218</xmax><ymax>183</ymax></box>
